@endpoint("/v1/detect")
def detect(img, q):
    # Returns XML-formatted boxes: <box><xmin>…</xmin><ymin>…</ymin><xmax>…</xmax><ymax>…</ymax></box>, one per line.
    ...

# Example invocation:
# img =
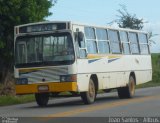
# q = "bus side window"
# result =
<box><xmin>139</xmin><ymin>33</ymin><xmax>149</xmax><ymax>55</ymax></box>
<box><xmin>129</xmin><ymin>32</ymin><xmax>140</xmax><ymax>54</ymax></box>
<box><xmin>108</xmin><ymin>30</ymin><xmax>121</xmax><ymax>54</ymax></box>
<box><xmin>120</xmin><ymin>31</ymin><xmax>130</xmax><ymax>55</ymax></box>
<box><xmin>85</xmin><ymin>27</ymin><xmax>97</xmax><ymax>54</ymax></box>
<box><xmin>96</xmin><ymin>28</ymin><xmax>110</xmax><ymax>54</ymax></box>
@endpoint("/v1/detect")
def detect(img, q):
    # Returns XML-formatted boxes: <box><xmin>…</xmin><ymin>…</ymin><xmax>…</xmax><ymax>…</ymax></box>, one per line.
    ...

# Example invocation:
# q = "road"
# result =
<box><xmin>0</xmin><ymin>87</ymin><xmax>160</xmax><ymax>123</ymax></box>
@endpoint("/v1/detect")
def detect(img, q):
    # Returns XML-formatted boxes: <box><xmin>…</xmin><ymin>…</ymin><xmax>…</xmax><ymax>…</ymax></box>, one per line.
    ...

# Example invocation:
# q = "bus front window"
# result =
<box><xmin>15</xmin><ymin>33</ymin><xmax>75</xmax><ymax>67</ymax></box>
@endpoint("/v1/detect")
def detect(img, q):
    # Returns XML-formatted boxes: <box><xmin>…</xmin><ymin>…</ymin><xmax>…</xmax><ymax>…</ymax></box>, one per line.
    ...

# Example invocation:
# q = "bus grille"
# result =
<box><xmin>19</xmin><ymin>67</ymin><xmax>68</xmax><ymax>84</ymax></box>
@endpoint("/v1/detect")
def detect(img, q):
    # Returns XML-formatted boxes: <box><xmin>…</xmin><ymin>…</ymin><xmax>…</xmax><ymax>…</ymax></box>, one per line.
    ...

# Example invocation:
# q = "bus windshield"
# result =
<box><xmin>15</xmin><ymin>32</ymin><xmax>75</xmax><ymax>67</ymax></box>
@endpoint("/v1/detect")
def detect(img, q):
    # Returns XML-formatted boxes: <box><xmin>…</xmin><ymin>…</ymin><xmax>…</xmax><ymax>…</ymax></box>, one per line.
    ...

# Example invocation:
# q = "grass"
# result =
<box><xmin>0</xmin><ymin>83</ymin><xmax>35</xmax><ymax>106</ymax></box>
<box><xmin>137</xmin><ymin>53</ymin><xmax>160</xmax><ymax>88</ymax></box>
<box><xmin>136</xmin><ymin>81</ymin><xmax>160</xmax><ymax>89</ymax></box>
<box><xmin>0</xmin><ymin>94</ymin><xmax>35</xmax><ymax>106</ymax></box>
<box><xmin>151</xmin><ymin>53</ymin><xmax>160</xmax><ymax>84</ymax></box>
<box><xmin>136</xmin><ymin>53</ymin><xmax>160</xmax><ymax>88</ymax></box>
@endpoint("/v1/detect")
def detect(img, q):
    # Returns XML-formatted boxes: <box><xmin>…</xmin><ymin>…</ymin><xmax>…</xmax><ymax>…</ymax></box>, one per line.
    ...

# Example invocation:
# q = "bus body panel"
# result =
<box><xmin>76</xmin><ymin>54</ymin><xmax>152</xmax><ymax>92</ymax></box>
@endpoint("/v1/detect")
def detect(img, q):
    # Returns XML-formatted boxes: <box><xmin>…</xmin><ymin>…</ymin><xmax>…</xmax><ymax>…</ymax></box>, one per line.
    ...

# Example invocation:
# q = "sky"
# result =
<box><xmin>47</xmin><ymin>0</ymin><xmax>160</xmax><ymax>53</ymax></box>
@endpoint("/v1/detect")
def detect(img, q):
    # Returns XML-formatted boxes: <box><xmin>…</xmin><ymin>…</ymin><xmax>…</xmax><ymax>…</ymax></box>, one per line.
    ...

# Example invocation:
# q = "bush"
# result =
<box><xmin>151</xmin><ymin>53</ymin><xmax>160</xmax><ymax>84</ymax></box>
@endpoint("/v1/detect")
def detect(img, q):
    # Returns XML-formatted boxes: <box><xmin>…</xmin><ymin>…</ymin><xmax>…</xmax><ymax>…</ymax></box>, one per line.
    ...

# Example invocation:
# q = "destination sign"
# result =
<box><xmin>19</xmin><ymin>23</ymin><xmax>67</xmax><ymax>33</ymax></box>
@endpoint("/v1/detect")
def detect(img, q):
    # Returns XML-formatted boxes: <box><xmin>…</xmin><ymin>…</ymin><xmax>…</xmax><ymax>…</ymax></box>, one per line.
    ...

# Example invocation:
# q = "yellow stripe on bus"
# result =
<box><xmin>87</xmin><ymin>54</ymin><xmax>122</xmax><ymax>59</ymax></box>
<box><xmin>19</xmin><ymin>67</ymin><xmax>45</xmax><ymax>73</ymax></box>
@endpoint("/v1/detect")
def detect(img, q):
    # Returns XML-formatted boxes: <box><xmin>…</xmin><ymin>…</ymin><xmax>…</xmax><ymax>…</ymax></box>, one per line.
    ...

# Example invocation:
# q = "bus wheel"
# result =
<box><xmin>80</xmin><ymin>78</ymin><xmax>96</xmax><ymax>104</ymax></box>
<box><xmin>35</xmin><ymin>93</ymin><xmax>49</xmax><ymax>107</ymax></box>
<box><xmin>117</xmin><ymin>75</ymin><xmax>135</xmax><ymax>99</ymax></box>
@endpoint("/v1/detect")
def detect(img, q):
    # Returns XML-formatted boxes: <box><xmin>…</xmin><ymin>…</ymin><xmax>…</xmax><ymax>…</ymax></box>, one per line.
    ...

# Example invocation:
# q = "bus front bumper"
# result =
<box><xmin>16</xmin><ymin>82</ymin><xmax>77</xmax><ymax>95</ymax></box>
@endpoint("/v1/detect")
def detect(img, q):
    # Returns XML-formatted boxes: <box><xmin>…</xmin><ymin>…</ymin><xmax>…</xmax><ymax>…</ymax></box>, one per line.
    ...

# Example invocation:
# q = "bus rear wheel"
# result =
<box><xmin>35</xmin><ymin>93</ymin><xmax>49</xmax><ymax>107</ymax></box>
<box><xmin>117</xmin><ymin>75</ymin><xmax>135</xmax><ymax>99</ymax></box>
<box><xmin>80</xmin><ymin>78</ymin><xmax>96</xmax><ymax>104</ymax></box>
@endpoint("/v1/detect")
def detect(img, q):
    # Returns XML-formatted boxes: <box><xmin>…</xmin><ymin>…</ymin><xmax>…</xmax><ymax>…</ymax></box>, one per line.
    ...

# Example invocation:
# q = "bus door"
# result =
<box><xmin>17</xmin><ymin>42</ymin><xmax>27</xmax><ymax>63</ymax></box>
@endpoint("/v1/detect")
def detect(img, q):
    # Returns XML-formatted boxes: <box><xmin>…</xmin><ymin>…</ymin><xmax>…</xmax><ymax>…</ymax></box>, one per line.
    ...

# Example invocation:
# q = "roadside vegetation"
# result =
<box><xmin>0</xmin><ymin>80</ymin><xmax>35</xmax><ymax>106</ymax></box>
<box><xmin>0</xmin><ymin>94</ymin><xmax>34</xmax><ymax>106</ymax></box>
<box><xmin>137</xmin><ymin>53</ymin><xmax>160</xmax><ymax>88</ymax></box>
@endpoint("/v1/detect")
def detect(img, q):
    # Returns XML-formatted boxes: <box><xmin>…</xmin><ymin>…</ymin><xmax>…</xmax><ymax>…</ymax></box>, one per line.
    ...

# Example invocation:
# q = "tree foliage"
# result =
<box><xmin>115</xmin><ymin>5</ymin><xmax>159</xmax><ymax>45</ymax></box>
<box><xmin>148</xmin><ymin>31</ymin><xmax>159</xmax><ymax>45</ymax></box>
<box><xmin>116</xmin><ymin>4</ymin><xmax>144</xmax><ymax>30</ymax></box>
<box><xmin>0</xmin><ymin>0</ymin><xmax>54</xmax><ymax>82</ymax></box>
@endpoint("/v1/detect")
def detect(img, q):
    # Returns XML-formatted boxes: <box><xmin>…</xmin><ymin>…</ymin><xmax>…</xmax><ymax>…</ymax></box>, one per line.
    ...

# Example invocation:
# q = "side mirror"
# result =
<box><xmin>75</xmin><ymin>31</ymin><xmax>84</xmax><ymax>47</ymax></box>
<box><xmin>77</xmin><ymin>32</ymin><xmax>84</xmax><ymax>42</ymax></box>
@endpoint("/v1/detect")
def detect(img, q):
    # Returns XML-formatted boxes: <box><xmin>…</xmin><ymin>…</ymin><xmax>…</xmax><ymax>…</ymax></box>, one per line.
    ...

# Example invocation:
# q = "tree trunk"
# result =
<box><xmin>0</xmin><ymin>70</ymin><xmax>15</xmax><ymax>96</ymax></box>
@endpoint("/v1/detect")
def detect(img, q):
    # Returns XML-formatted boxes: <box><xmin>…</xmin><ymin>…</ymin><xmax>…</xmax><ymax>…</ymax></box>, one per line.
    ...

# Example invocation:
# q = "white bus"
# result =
<box><xmin>14</xmin><ymin>21</ymin><xmax>152</xmax><ymax>106</ymax></box>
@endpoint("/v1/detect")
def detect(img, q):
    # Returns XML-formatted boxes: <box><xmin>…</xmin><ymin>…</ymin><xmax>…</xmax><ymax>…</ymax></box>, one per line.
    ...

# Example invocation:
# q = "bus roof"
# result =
<box><xmin>15</xmin><ymin>21</ymin><xmax>148</xmax><ymax>34</ymax></box>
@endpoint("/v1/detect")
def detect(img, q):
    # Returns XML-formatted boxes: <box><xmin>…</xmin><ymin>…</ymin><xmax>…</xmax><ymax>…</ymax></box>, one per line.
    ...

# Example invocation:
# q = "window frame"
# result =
<box><xmin>138</xmin><ymin>33</ymin><xmax>150</xmax><ymax>55</ymax></box>
<box><xmin>96</xmin><ymin>28</ymin><xmax>110</xmax><ymax>54</ymax></box>
<box><xmin>129</xmin><ymin>32</ymin><xmax>140</xmax><ymax>55</ymax></box>
<box><xmin>77</xmin><ymin>25</ymin><xmax>150</xmax><ymax>58</ymax></box>
<box><xmin>108</xmin><ymin>29</ymin><xmax>121</xmax><ymax>54</ymax></box>
<box><xmin>119</xmin><ymin>31</ymin><xmax>131</xmax><ymax>55</ymax></box>
<box><xmin>84</xmin><ymin>27</ymin><xmax>98</xmax><ymax>54</ymax></box>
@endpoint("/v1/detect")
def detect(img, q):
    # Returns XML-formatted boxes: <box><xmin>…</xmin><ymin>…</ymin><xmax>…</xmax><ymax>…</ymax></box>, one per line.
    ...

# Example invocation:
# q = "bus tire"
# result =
<box><xmin>35</xmin><ymin>93</ymin><xmax>49</xmax><ymax>107</ymax></box>
<box><xmin>117</xmin><ymin>75</ymin><xmax>135</xmax><ymax>99</ymax></box>
<box><xmin>80</xmin><ymin>78</ymin><xmax>96</xmax><ymax>104</ymax></box>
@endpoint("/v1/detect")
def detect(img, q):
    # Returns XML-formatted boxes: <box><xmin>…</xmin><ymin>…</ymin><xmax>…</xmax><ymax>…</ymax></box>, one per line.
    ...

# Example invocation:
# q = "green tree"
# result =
<box><xmin>148</xmin><ymin>31</ymin><xmax>159</xmax><ymax>45</ymax></box>
<box><xmin>116</xmin><ymin>4</ymin><xmax>144</xmax><ymax>30</ymax></box>
<box><xmin>0</xmin><ymin>0</ymin><xmax>55</xmax><ymax>84</ymax></box>
<box><xmin>115</xmin><ymin>5</ymin><xmax>159</xmax><ymax>45</ymax></box>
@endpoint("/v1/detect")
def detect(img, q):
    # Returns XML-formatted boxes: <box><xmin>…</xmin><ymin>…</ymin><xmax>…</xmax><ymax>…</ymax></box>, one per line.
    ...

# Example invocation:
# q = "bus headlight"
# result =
<box><xmin>16</xmin><ymin>78</ymin><xmax>28</xmax><ymax>85</ymax></box>
<box><xmin>60</xmin><ymin>75</ymin><xmax>77</xmax><ymax>82</ymax></box>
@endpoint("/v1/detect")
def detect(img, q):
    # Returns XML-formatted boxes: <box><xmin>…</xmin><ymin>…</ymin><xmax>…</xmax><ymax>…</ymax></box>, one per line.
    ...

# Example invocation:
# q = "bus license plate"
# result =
<box><xmin>38</xmin><ymin>85</ymin><xmax>49</xmax><ymax>92</ymax></box>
